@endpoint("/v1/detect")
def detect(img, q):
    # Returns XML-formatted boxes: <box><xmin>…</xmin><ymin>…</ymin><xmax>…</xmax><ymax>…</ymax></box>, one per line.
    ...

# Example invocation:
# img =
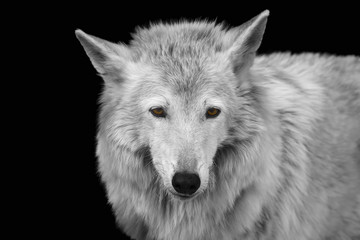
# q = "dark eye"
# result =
<box><xmin>206</xmin><ymin>107</ymin><xmax>221</xmax><ymax>118</ymax></box>
<box><xmin>150</xmin><ymin>107</ymin><xmax>166</xmax><ymax>118</ymax></box>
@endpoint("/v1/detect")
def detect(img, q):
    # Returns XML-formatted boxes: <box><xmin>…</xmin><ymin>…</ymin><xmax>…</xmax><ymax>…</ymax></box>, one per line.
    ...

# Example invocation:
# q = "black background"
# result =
<box><xmin>35</xmin><ymin>3</ymin><xmax>359</xmax><ymax>239</ymax></box>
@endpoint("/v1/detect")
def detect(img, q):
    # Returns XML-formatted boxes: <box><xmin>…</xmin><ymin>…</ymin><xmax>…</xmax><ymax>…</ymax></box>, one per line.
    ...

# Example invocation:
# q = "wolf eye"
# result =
<box><xmin>206</xmin><ymin>108</ymin><xmax>221</xmax><ymax>118</ymax></box>
<box><xmin>150</xmin><ymin>107</ymin><xmax>166</xmax><ymax>118</ymax></box>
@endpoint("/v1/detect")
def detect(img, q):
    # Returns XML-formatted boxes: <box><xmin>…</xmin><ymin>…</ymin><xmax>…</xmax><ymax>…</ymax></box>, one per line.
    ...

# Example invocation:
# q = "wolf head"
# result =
<box><xmin>76</xmin><ymin>10</ymin><xmax>269</xmax><ymax>200</ymax></box>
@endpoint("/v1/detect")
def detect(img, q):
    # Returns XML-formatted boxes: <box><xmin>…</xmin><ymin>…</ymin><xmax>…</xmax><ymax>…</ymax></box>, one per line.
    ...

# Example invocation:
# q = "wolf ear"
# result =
<box><xmin>75</xmin><ymin>29</ymin><xmax>130</xmax><ymax>83</ymax></box>
<box><xmin>227</xmin><ymin>10</ymin><xmax>269</xmax><ymax>75</ymax></box>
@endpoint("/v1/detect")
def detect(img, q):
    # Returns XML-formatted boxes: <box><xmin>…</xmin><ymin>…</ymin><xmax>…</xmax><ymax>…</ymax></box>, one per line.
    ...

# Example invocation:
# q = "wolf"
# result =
<box><xmin>75</xmin><ymin>10</ymin><xmax>360</xmax><ymax>240</ymax></box>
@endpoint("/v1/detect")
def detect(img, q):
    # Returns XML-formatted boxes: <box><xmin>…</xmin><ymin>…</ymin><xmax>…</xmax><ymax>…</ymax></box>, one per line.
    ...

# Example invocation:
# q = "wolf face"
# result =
<box><xmin>142</xmin><ymin>81</ymin><xmax>225</xmax><ymax>191</ymax></box>
<box><xmin>76</xmin><ymin>11</ymin><xmax>269</xmax><ymax>200</ymax></box>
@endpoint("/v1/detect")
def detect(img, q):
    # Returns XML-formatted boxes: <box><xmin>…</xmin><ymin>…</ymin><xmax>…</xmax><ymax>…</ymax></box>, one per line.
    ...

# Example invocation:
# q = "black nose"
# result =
<box><xmin>172</xmin><ymin>172</ymin><xmax>201</xmax><ymax>195</ymax></box>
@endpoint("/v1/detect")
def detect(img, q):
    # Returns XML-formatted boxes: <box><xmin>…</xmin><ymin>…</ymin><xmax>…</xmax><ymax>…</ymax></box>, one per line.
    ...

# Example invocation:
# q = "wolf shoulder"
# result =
<box><xmin>255</xmin><ymin>53</ymin><xmax>360</xmax><ymax>117</ymax></box>
<box><xmin>254</xmin><ymin>53</ymin><xmax>360</xmax><ymax>165</ymax></box>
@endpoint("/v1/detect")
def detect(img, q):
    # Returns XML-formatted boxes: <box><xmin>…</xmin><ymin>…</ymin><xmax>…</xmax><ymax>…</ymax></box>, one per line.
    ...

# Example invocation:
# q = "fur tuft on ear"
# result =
<box><xmin>75</xmin><ymin>29</ymin><xmax>130</xmax><ymax>83</ymax></box>
<box><xmin>227</xmin><ymin>10</ymin><xmax>269</xmax><ymax>75</ymax></box>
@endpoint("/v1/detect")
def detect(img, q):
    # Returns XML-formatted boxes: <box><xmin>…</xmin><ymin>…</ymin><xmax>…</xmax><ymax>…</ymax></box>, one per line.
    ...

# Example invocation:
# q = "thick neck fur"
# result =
<box><xmin>97</xmin><ymin>125</ymin><xmax>282</xmax><ymax>240</ymax></box>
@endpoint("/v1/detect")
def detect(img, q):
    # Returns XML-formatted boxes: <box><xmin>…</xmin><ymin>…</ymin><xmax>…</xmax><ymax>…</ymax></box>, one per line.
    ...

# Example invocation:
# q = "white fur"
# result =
<box><xmin>76</xmin><ymin>10</ymin><xmax>360</xmax><ymax>240</ymax></box>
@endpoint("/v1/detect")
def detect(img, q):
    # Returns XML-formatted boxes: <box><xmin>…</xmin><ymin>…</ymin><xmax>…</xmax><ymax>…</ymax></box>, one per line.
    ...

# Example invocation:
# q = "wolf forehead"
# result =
<box><xmin>129</xmin><ymin>21</ymin><xmax>237</xmax><ymax>62</ymax></box>
<box><xmin>127</xmin><ymin>21</ymin><xmax>238</xmax><ymax>93</ymax></box>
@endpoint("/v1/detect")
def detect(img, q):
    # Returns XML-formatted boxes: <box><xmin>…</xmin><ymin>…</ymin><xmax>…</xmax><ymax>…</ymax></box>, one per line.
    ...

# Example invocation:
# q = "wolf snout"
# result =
<box><xmin>171</xmin><ymin>172</ymin><xmax>201</xmax><ymax>196</ymax></box>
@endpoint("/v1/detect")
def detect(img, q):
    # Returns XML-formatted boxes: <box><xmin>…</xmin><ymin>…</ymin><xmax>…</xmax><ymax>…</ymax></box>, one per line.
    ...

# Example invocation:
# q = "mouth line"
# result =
<box><xmin>170</xmin><ymin>191</ymin><xmax>199</xmax><ymax>200</ymax></box>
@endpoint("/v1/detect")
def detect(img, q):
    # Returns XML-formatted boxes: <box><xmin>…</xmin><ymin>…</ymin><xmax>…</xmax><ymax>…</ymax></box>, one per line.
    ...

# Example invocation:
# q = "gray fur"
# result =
<box><xmin>75</xmin><ymin>10</ymin><xmax>360</xmax><ymax>240</ymax></box>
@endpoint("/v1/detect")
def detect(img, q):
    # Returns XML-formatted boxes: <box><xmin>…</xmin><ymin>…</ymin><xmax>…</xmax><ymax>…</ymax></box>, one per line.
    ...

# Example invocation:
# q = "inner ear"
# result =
<box><xmin>75</xmin><ymin>29</ymin><xmax>130</xmax><ymax>84</ymax></box>
<box><xmin>227</xmin><ymin>10</ymin><xmax>269</xmax><ymax>75</ymax></box>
